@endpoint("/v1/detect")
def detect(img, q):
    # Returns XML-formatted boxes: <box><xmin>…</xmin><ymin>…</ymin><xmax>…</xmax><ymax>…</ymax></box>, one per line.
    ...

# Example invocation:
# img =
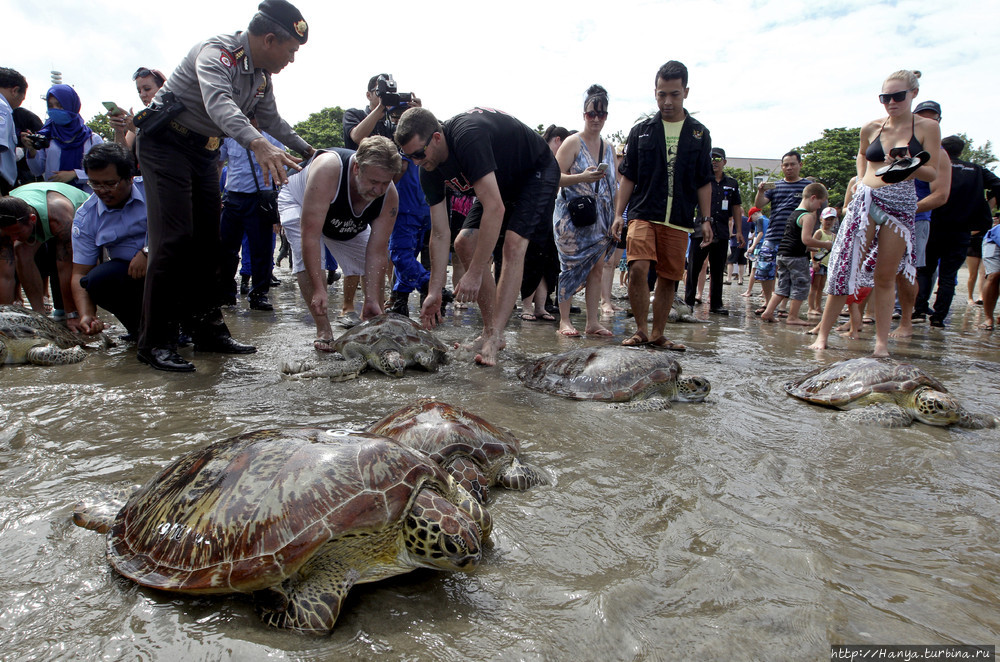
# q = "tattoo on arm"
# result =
<box><xmin>389</xmin><ymin>206</ymin><xmax>397</xmax><ymax>219</ymax></box>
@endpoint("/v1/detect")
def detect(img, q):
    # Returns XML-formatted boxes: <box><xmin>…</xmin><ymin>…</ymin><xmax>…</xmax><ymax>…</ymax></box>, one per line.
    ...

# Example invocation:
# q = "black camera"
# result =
<box><xmin>25</xmin><ymin>133</ymin><xmax>50</xmax><ymax>150</ymax></box>
<box><xmin>375</xmin><ymin>75</ymin><xmax>413</xmax><ymax>109</ymax></box>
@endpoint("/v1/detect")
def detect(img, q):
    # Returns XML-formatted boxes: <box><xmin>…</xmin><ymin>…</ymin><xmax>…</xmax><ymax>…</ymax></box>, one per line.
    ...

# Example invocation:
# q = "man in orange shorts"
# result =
<box><xmin>611</xmin><ymin>60</ymin><xmax>714</xmax><ymax>351</ymax></box>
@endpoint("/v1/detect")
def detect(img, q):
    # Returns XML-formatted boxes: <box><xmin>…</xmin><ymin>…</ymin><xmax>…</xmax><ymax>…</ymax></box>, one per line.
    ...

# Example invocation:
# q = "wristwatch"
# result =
<box><xmin>698</xmin><ymin>216</ymin><xmax>712</xmax><ymax>224</ymax></box>
<box><xmin>141</xmin><ymin>246</ymin><xmax>149</xmax><ymax>256</ymax></box>
<box><xmin>66</xmin><ymin>311</ymin><xmax>80</xmax><ymax>320</ymax></box>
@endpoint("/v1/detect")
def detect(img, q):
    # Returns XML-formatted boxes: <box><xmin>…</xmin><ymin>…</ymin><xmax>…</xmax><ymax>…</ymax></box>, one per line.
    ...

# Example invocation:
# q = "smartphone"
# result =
<box><xmin>760</xmin><ymin>181</ymin><xmax>777</xmax><ymax>190</ymax></box>
<box><xmin>103</xmin><ymin>101</ymin><xmax>127</xmax><ymax>116</ymax></box>
<box><xmin>597</xmin><ymin>163</ymin><xmax>609</xmax><ymax>173</ymax></box>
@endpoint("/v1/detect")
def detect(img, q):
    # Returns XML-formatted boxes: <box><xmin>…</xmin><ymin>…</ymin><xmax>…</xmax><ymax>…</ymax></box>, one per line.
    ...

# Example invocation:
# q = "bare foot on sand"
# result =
<box><xmin>474</xmin><ymin>336</ymin><xmax>504</xmax><ymax>366</ymax></box>
<box><xmin>786</xmin><ymin>317</ymin><xmax>812</xmax><ymax>326</ymax></box>
<box><xmin>807</xmin><ymin>338</ymin><xmax>828</xmax><ymax>350</ymax></box>
<box><xmin>838</xmin><ymin>329</ymin><xmax>860</xmax><ymax>339</ymax></box>
<box><xmin>889</xmin><ymin>324</ymin><xmax>913</xmax><ymax>338</ymax></box>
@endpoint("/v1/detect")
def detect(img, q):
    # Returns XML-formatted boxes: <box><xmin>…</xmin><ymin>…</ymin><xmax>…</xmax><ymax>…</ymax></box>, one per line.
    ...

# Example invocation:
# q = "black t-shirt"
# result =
<box><xmin>778</xmin><ymin>208</ymin><xmax>810</xmax><ymax>257</ymax></box>
<box><xmin>419</xmin><ymin>108</ymin><xmax>550</xmax><ymax>207</ymax></box>
<box><xmin>342</xmin><ymin>107</ymin><xmax>394</xmax><ymax>150</ymax></box>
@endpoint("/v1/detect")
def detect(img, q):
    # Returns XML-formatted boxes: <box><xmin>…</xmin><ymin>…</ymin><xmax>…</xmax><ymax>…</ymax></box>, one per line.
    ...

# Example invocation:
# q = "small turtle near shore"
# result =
<box><xmin>72</xmin><ymin>429</ymin><xmax>491</xmax><ymax>633</ymax></box>
<box><xmin>784</xmin><ymin>357</ymin><xmax>996</xmax><ymax>428</ymax></box>
<box><xmin>517</xmin><ymin>345</ymin><xmax>710</xmax><ymax>411</ymax></box>
<box><xmin>280</xmin><ymin>313</ymin><xmax>448</xmax><ymax>380</ymax></box>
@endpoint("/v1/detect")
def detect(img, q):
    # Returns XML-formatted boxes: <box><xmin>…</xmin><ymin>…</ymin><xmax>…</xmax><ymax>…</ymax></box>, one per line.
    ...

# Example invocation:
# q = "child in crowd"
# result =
<box><xmin>760</xmin><ymin>183</ymin><xmax>831</xmax><ymax>325</ymax></box>
<box><xmin>807</xmin><ymin>206</ymin><xmax>837</xmax><ymax>316</ymax></box>
<box><xmin>740</xmin><ymin>207</ymin><xmax>767</xmax><ymax>299</ymax></box>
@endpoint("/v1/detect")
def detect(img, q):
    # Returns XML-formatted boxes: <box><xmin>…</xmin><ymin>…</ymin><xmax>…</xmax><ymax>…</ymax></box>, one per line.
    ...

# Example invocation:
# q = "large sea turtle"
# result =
<box><xmin>784</xmin><ymin>357</ymin><xmax>996</xmax><ymax>428</ymax></box>
<box><xmin>281</xmin><ymin>313</ymin><xmax>448</xmax><ymax>380</ymax></box>
<box><xmin>72</xmin><ymin>429</ymin><xmax>491</xmax><ymax>633</ymax></box>
<box><xmin>0</xmin><ymin>304</ymin><xmax>96</xmax><ymax>365</ymax></box>
<box><xmin>517</xmin><ymin>346</ymin><xmax>711</xmax><ymax>410</ymax></box>
<box><xmin>368</xmin><ymin>399</ymin><xmax>545</xmax><ymax>503</ymax></box>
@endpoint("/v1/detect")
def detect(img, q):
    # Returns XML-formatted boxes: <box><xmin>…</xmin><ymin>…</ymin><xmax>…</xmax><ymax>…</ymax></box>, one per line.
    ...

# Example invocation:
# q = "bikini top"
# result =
<box><xmin>865</xmin><ymin>116</ymin><xmax>922</xmax><ymax>163</ymax></box>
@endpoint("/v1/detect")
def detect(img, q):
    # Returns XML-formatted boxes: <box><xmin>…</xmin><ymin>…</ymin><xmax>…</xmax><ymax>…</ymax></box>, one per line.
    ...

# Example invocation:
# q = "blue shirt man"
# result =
<box><xmin>0</xmin><ymin>67</ymin><xmax>28</xmax><ymax>195</ymax></box>
<box><xmin>217</xmin><ymin>133</ymin><xmax>284</xmax><ymax>310</ymax></box>
<box><xmin>71</xmin><ymin>143</ymin><xmax>149</xmax><ymax>337</ymax></box>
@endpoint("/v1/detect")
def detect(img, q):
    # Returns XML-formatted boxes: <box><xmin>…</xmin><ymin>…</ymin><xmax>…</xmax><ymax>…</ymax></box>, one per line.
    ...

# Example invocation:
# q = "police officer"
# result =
<box><xmin>135</xmin><ymin>0</ymin><xmax>314</xmax><ymax>372</ymax></box>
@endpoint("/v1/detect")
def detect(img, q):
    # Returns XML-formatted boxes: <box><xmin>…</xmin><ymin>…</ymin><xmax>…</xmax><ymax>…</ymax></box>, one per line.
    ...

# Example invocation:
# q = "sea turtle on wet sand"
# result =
<box><xmin>280</xmin><ymin>313</ymin><xmax>449</xmax><ymax>381</ymax></box>
<box><xmin>517</xmin><ymin>345</ymin><xmax>711</xmax><ymax>411</ymax></box>
<box><xmin>368</xmin><ymin>399</ymin><xmax>546</xmax><ymax>503</ymax></box>
<box><xmin>72</xmin><ymin>429</ymin><xmax>491</xmax><ymax>634</ymax></box>
<box><xmin>784</xmin><ymin>357</ymin><xmax>996</xmax><ymax>428</ymax></box>
<box><xmin>0</xmin><ymin>304</ymin><xmax>101</xmax><ymax>366</ymax></box>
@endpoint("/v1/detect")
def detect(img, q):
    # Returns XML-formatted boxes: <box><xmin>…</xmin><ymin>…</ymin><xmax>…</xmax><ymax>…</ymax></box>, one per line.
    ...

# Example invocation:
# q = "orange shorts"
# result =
<box><xmin>625</xmin><ymin>219</ymin><xmax>689</xmax><ymax>282</ymax></box>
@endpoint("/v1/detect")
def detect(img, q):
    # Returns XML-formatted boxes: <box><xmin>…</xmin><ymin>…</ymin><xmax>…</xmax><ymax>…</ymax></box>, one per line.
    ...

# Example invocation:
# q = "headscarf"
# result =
<box><xmin>38</xmin><ymin>84</ymin><xmax>93</xmax><ymax>172</ymax></box>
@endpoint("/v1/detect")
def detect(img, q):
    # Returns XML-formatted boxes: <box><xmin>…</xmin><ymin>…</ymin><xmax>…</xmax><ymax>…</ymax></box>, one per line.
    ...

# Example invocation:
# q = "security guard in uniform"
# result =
<box><xmin>135</xmin><ymin>0</ymin><xmax>314</xmax><ymax>372</ymax></box>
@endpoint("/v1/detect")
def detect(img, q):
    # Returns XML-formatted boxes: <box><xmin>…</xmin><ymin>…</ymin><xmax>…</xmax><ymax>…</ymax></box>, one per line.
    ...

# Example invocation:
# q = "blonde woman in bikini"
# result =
<box><xmin>808</xmin><ymin>70</ymin><xmax>940</xmax><ymax>356</ymax></box>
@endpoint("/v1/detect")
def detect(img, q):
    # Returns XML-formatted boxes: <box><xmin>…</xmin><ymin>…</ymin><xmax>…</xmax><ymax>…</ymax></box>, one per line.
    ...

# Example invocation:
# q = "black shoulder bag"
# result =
<box><xmin>565</xmin><ymin>140</ymin><xmax>604</xmax><ymax>228</ymax></box>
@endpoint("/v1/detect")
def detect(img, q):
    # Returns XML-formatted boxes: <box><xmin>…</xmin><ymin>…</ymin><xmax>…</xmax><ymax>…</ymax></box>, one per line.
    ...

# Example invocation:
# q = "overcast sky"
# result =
<box><xmin>6</xmin><ymin>0</ymin><xmax>998</xmax><ymax>169</ymax></box>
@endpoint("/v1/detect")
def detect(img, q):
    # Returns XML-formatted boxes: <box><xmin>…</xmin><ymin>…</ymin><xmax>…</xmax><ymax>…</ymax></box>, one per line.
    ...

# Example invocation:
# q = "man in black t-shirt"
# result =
<box><xmin>395</xmin><ymin>106</ymin><xmax>559</xmax><ymax>366</ymax></box>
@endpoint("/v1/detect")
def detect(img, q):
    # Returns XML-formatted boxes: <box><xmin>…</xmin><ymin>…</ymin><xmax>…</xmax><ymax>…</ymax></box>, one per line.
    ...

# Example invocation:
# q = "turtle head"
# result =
<box><xmin>675</xmin><ymin>375</ymin><xmax>711</xmax><ymax>402</ymax></box>
<box><xmin>404</xmin><ymin>489</ymin><xmax>484</xmax><ymax>572</ymax></box>
<box><xmin>375</xmin><ymin>349</ymin><xmax>406</xmax><ymax>377</ymax></box>
<box><xmin>911</xmin><ymin>386</ymin><xmax>961</xmax><ymax>426</ymax></box>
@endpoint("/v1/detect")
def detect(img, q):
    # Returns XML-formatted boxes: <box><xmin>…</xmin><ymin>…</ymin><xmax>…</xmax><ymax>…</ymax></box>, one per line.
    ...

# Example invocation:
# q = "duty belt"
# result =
<box><xmin>168</xmin><ymin>121</ymin><xmax>221</xmax><ymax>152</ymax></box>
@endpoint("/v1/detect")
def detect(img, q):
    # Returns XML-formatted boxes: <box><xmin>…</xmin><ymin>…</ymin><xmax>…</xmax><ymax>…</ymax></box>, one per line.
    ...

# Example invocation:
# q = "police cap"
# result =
<box><xmin>257</xmin><ymin>0</ymin><xmax>308</xmax><ymax>44</ymax></box>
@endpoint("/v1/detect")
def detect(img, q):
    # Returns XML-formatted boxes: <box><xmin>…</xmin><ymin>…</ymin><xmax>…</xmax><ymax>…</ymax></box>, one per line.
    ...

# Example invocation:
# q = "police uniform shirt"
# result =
<box><xmin>419</xmin><ymin>108</ymin><xmax>550</xmax><ymax>207</ymax></box>
<box><xmin>71</xmin><ymin>179</ymin><xmax>148</xmax><ymax>265</ymax></box>
<box><xmin>154</xmin><ymin>30</ymin><xmax>309</xmax><ymax>154</ymax></box>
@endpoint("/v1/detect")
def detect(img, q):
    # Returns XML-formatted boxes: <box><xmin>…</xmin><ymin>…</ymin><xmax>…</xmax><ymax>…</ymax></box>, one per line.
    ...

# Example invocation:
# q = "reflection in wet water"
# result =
<box><xmin>1</xmin><ymin>267</ymin><xmax>998</xmax><ymax>660</ymax></box>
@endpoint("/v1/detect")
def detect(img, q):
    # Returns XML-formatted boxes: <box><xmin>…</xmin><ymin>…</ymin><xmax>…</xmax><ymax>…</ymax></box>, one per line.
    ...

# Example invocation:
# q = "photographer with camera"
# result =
<box><xmin>133</xmin><ymin>0</ymin><xmax>314</xmax><ymax>372</ymax></box>
<box><xmin>342</xmin><ymin>74</ymin><xmax>436</xmax><ymax>321</ymax></box>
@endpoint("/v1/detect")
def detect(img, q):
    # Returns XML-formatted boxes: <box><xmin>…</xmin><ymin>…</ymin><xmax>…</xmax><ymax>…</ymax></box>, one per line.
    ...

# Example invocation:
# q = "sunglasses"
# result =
<box><xmin>878</xmin><ymin>89</ymin><xmax>911</xmax><ymax>104</ymax></box>
<box><xmin>711</xmin><ymin>156</ymin><xmax>724</xmax><ymax>162</ymax></box>
<box><xmin>401</xmin><ymin>133</ymin><xmax>434</xmax><ymax>160</ymax></box>
<box><xmin>585</xmin><ymin>110</ymin><xmax>608</xmax><ymax>120</ymax></box>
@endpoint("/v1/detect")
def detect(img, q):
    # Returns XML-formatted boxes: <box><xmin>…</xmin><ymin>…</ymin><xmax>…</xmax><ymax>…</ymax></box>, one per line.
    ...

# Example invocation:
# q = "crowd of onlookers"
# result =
<box><xmin>2</xmin><ymin>61</ymin><xmax>998</xmax><ymax>369</ymax></box>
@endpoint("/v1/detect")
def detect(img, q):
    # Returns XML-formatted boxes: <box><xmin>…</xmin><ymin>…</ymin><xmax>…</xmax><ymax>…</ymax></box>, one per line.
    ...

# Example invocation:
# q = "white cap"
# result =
<box><xmin>821</xmin><ymin>207</ymin><xmax>838</xmax><ymax>219</ymax></box>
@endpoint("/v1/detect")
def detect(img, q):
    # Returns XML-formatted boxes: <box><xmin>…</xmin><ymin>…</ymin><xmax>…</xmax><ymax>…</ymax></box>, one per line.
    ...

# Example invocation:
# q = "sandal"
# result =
<box><xmin>754</xmin><ymin>307</ymin><xmax>767</xmax><ymax>316</ymax></box>
<box><xmin>648</xmin><ymin>336</ymin><xmax>686</xmax><ymax>352</ymax></box>
<box><xmin>621</xmin><ymin>330</ymin><xmax>649</xmax><ymax>347</ymax></box>
<box><xmin>314</xmin><ymin>338</ymin><xmax>336</xmax><ymax>352</ymax></box>
<box><xmin>876</xmin><ymin>150</ymin><xmax>930</xmax><ymax>184</ymax></box>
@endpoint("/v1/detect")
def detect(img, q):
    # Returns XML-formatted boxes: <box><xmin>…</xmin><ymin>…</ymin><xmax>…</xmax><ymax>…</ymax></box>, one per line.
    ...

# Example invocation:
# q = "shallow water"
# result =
<box><xmin>1</xmin><ymin>267</ymin><xmax>998</xmax><ymax>661</ymax></box>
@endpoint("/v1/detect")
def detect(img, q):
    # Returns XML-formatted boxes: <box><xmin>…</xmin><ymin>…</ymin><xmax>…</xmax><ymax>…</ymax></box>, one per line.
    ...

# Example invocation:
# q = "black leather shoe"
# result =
<box><xmin>239</xmin><ymin>274</ymin><xmax>250</xmax><ymax>296</ymax></box>
<box><xmin>249</xmin><ymin>294</ymin><xmax>273</xmax><ymax>311</ymax></box>
<box><xmin>387</xmin><ymin>291</ymin><xmax>409</xmax><ymax>317</ymax></box>
<box><xmin>710</xmin><ymin>307</ymin><xmax>729</xmax><ymax>315</ymax></box>
<box><xmin>194</xmin><ymin>336</ymin><xmax>257</xmax><ymax>354</ymax></box>
<box><xmin>137</xmin><ymin>347</ymin><xmax>195</xmax><ymax>372</ymax></box>
<box><xmin>270</xmin><ymin>275</ymin><xmax>281</xmax><ymax>287</ymax></box>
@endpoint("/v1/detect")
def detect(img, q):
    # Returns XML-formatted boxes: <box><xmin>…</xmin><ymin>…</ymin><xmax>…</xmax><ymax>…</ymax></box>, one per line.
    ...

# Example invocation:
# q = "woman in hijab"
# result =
<box><xmin>24</xmin><ymin>84</ymin><xmax>103</xmax><ymax>190</ymax></box>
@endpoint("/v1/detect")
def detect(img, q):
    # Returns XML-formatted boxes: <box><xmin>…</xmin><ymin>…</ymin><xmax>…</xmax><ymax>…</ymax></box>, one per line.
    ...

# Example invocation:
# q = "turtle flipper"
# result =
<box><xmin>608</xmin><ymin>398</ymin><xmax>672</xmax><ymax>412</ymax></box>
<box><xmin>280</xmin><ymin>358</ymin><xmax>363</xmax><ymax>381</ymax></box>
<box><xmin>497</xmin><ymin>458</ymin><xmax>546</xmax><ymax>491</ymax></box>
<box><xmin>257</xmin><ymin>566</ymin><xmax>360</xmax><ymax>633</ymax></box>
<box><xmin>447</xmin><ymin>457</ymin><xmax>490</xmax><ymax>503</ymax></box>
<box><xmin>27</xmin><ymin>344</ymin><xmax>87</xmax><ymax>366</ymax></box>
<box><xmin>841</xmin><ymin>403</ymin><xmax>914</xmax><ymax>427</ymax></box>
<box><xmin>957</xmin><ymin>410</ymin><xmax>997</xmax><ymax>430</ymax></box>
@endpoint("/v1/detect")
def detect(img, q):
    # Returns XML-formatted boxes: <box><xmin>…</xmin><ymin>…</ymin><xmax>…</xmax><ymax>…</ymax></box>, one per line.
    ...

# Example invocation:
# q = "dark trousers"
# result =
<box><xmin>136</xmin><ymin>130</ymin><xmax>230</xmax><ymax>350</ymax></box>
<box><xmin>80</xmin><ymin>258</ymin><xmax>144</xmax><ymax>336</ymax></box>
<box><xmin>685</xmin><ymin>237</ymin><xmax>729</xmax><ymax>309</ymax></box>
<box><xmin>220</xmin><ymin>191</ymin><xmax>273</xmax><ymax>299</ymax></box>
<box><xmin>915</xmin><ymin>227</ymin><xmax>970</xmax><ymax>322</ymax></box>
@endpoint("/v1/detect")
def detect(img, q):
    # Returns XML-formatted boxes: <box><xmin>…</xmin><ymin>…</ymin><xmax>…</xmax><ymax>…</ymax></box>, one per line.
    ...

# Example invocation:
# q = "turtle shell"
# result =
<box><xmin>784</xmin><ymin>357</ymin><xmax>948</xmax><ymax>409</ymax></box>
<box><xmin>517</xmin><ymin>346</ymin><xmax>681</xmax><ymax>402</ymax></box>
<box><xmin>106</xmin><ymin>429</ymin><xmax>459</xmax><ymax>593</ymax></box>
<box><xmin>331</xmin><ymin>313</ymin><xmax>448</xmax><ymax>367</ymax></box>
